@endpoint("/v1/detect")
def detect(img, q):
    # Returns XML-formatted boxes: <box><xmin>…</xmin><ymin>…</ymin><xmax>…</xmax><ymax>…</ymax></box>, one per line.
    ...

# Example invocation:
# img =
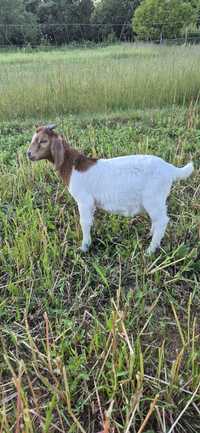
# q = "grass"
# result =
<box><xmin>0</xmin><ymin>101</ymin><xmax>199</xmax><ymax>432</ymax></box>
<box><xmin>1</xmin><ymin>43</ymin><xmax>200</xmax><ymax>120</ymax></box>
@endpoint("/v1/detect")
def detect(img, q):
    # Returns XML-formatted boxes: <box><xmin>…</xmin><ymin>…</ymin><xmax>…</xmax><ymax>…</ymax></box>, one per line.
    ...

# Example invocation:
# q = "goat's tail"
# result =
<box><xmin>173</xmin><ymin>162</ymin><xmax>194</xmax><ymax>181</ymax></box>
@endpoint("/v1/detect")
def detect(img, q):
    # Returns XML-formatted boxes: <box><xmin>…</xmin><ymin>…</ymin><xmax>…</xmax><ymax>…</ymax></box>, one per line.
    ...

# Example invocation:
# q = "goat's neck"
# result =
<box><xmin>57</xmin><ymin>146</ymin><xmax>97</xmax><ymax>186</ymax></box>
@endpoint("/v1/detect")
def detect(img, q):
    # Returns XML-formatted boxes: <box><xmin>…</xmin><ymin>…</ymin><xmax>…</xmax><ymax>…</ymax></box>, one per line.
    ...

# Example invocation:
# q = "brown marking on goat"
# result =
<box><xmin>58</xmin><ymin>147</ymin><xmax>97</xmax><ymax>186</ymax></box>
<box><xmin>28</xmin><ymin>126</ymin><xmax>97</xmax><ymax>186</ymax></box>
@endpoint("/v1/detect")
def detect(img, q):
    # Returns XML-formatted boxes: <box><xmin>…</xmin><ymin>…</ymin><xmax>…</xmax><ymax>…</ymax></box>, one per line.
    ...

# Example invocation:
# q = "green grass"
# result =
<box><xmin>1</xmin><ymin>43</ymin><xmax>200</xmax><ymax>120</ymax></box>
<box><xmin>0</xmin><ymin>104</ymin><xmax>199</xmax><ymax>432</ymax></box>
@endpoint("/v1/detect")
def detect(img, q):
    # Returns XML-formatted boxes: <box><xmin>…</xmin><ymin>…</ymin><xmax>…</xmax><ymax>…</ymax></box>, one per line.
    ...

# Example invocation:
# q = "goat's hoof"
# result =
<box><xmin>79</xmin><ymin>243</ymin><xmax>90</xmax><ymax>253</ymax></box>
<box><xmin>145</xmin><ymin>247</ymin><xmax>156</xmax><ymax>256</ymax></box>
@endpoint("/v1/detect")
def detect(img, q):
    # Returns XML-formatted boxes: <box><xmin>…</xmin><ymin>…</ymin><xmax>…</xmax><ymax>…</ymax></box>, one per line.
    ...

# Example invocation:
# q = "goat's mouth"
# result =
<box><xmin>27</xmin><ymin>152</ymin><xmax>37</xmax><ymax>161</ymax></box>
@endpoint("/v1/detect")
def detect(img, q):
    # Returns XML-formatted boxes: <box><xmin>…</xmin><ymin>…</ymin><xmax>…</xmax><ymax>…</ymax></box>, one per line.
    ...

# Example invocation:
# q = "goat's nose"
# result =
<box><xmin>27</xmin><ymin>150</ymin><xmax>32</xmax><ymax>158</ymax></box>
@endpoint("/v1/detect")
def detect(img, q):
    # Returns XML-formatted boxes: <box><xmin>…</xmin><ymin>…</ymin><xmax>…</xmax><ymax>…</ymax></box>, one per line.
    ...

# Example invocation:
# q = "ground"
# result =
<box><xmin>0</xmin><ymin>45</ymin><xmax>200</xmax><ymax>433</ymax></box>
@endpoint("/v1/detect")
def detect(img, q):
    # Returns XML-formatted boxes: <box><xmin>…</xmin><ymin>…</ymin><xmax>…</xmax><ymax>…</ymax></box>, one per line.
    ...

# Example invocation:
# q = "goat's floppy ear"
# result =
<box><xmin>51</xmin><ymin>136</ymin><xmax>64</xmax><ymax>169</ymax></box>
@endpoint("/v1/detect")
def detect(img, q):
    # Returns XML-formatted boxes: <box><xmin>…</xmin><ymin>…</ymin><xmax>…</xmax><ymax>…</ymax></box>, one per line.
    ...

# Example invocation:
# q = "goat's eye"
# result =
<box><xmin>40</xmin><ymin>140</ymin><xmax>48</xmax><ymax>145</ymax></box>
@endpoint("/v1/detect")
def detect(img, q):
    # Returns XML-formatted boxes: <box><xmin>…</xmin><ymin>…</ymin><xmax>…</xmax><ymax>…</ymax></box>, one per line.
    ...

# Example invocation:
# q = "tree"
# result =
<box><xmin>92</xmin><ymin>0</ymin><xmax>141</xmax><ymax>41</ymax></box>
<box><xmin>37</xmin><ymin>0</ymin><xmax>94</xmax><ymax>44</ymax></box>
<box><xmin>0</xmin><ymin>0</ymin><xmax>39</xmax><ymax>45</ymax></box>
<box><xmin>132</xmin><ymin>0</ymin><xmax>197</xmax><ymax>41</ymax></box>
<box><xmin>24</xmin><ymin>0</ymin><xmax>41</xmax><ymax>15</ymax></box>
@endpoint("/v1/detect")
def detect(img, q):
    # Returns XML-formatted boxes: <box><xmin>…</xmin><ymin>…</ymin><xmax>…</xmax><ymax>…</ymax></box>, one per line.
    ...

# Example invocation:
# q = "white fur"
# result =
<box><xmin>68</xmin><ymin>155</ymin><xmax>193</xmax><ymax>254</ymax></box>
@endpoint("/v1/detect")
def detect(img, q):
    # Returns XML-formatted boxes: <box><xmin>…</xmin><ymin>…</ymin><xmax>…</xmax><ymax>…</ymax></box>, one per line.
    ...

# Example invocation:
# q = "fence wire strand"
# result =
<box><xmin>0</xmin><ymin>23</ymin><xmax>199</xmax><ymax>47</ymax></box>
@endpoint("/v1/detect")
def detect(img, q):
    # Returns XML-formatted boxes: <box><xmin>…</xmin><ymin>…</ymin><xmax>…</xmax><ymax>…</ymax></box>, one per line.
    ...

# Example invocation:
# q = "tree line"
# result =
<box><xmin>0</xmin><ymin>0</ymin><xmax>199</xmax><ymax>46</ymax></box>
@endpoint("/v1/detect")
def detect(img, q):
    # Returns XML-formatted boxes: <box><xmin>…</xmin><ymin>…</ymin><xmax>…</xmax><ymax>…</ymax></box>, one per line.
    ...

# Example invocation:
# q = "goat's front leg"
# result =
<box><xmin>78</xmin><ymin>202</ymin><xmax>94</xmax><ymax>252</ymax></box>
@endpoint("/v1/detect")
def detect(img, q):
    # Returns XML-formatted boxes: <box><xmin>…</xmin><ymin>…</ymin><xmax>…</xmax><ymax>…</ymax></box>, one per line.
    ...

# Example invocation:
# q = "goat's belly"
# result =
<box><xmin>97</xmin><ymin>197</ymin><xmax>142</xmax><ymax>217</ymax></box>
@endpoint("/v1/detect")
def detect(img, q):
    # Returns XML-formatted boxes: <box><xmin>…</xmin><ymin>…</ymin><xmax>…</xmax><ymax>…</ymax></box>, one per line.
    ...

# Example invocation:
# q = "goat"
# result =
<box><xmin>27</xmin><ymin>124</ymin><xmax>194</xmax><ymax>254</ymax></box>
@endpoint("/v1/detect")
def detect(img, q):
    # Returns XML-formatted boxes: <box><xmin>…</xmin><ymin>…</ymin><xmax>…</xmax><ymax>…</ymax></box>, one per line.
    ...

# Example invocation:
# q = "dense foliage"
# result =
<box><xmin>0</xmin><ymin>0</ymin><xmax>199</xmax><ymax>45</ymax></box>
<box><xmin>0</xmin><ymin>0</ymin><xmax>138</xmax><ymax>45</ymax></box>
<box><xmin>133</xmin><ymin>0</ymin><xmax>199</xmax><ymax>41</ymax></box>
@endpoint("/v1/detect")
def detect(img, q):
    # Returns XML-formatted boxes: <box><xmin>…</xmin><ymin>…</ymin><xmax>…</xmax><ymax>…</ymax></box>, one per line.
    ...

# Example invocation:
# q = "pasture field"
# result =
<box><xmin>0</xmin><ymin>45</ymin><xmax>200</xmax><ymax>433</ymax></box>
<box><xmin>1</xmin><ymin>43</ymin><xmax>200</xmax><ymax>120</ymax></box>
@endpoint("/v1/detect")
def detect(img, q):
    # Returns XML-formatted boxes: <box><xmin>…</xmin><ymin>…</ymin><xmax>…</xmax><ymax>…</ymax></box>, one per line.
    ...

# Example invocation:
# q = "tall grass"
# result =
<box><xmin>0</xmin><ymin>43</ymin><xmax>200</xmax><ymax>120</ymax></box>
<box><xmin>0</xmin><ymin>107</ymin><xmax>199</xmax><ymax>432</ymax></box>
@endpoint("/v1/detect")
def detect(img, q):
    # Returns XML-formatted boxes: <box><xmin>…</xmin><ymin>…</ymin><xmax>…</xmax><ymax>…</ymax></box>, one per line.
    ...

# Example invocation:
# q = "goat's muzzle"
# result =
<box><xmin>27</xmin><ymin>150</ymin><xmax>36</xmax><ymax>161</ymax></box>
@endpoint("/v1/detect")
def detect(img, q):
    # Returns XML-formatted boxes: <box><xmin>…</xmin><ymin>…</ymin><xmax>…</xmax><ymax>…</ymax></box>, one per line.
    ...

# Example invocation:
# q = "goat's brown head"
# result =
<box><xmin>27</xmin><ymin>124</ymin><xmax>66</xmax><ymax>169</ymax></box>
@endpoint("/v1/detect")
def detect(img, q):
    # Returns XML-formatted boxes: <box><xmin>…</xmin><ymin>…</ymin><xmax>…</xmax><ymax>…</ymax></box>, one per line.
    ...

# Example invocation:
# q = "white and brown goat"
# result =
<box><xmin>28</xmin><ymin>124</ymin><xmax>194</xmax><ymax>254</ymax></box>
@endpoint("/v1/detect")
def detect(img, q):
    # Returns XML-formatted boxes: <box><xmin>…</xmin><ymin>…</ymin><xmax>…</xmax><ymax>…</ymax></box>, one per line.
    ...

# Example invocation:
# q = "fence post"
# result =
<box><xmin>185</xmin><ymin>28</ymin><xmax>188</xmax><ymax>45</ymax></box>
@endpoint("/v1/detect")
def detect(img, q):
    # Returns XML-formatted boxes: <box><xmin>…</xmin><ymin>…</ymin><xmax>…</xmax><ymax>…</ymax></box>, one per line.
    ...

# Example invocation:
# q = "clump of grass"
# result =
<box><xmin>0</xmin><ymin>107</ymin><xmax>199</xmax><ymax>432</ymax></box>
<box><xmin>1</xmin><ymin>44</ymin><xmax>200</xmax><ymax>120</ymax></box>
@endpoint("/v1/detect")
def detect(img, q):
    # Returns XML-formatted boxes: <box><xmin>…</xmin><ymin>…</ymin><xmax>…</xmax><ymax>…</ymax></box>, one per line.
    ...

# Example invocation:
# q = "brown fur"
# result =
<box><xmin>58</xmin><ymin>146</ymin><xmax>97</xmax><ymax>186</ymax></box>
<box><xmin>28</xmin><ymin>126</ymin><xmax>97</xmax><ymax>186</ymax></box>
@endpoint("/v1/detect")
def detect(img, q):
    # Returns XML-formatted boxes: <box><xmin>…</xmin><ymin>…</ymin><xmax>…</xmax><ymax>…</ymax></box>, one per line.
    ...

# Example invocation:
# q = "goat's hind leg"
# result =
<box><xmin>145</xmin><ymin>203</ymin><xmax>169</xmax><ymax>255</ymax></box>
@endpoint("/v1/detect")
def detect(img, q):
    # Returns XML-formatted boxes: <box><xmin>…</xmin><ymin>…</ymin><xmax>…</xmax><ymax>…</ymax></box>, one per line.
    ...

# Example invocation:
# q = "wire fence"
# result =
<box><xmin>0</xmin><ymin>23</ymin><xmax>132</xmax><ymax>47</ymax></box>
<box><xmin>0</xmin><ymin>23</ymin><xmax>200</xmax><ymax>48</ymax></box>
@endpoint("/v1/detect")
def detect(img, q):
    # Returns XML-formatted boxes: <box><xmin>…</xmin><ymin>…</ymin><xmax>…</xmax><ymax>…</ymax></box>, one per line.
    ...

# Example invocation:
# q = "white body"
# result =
<box><xmin>68</xmin><ymin>154</ymin><xmax>193</xmax><ymax>254</ymax></box>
